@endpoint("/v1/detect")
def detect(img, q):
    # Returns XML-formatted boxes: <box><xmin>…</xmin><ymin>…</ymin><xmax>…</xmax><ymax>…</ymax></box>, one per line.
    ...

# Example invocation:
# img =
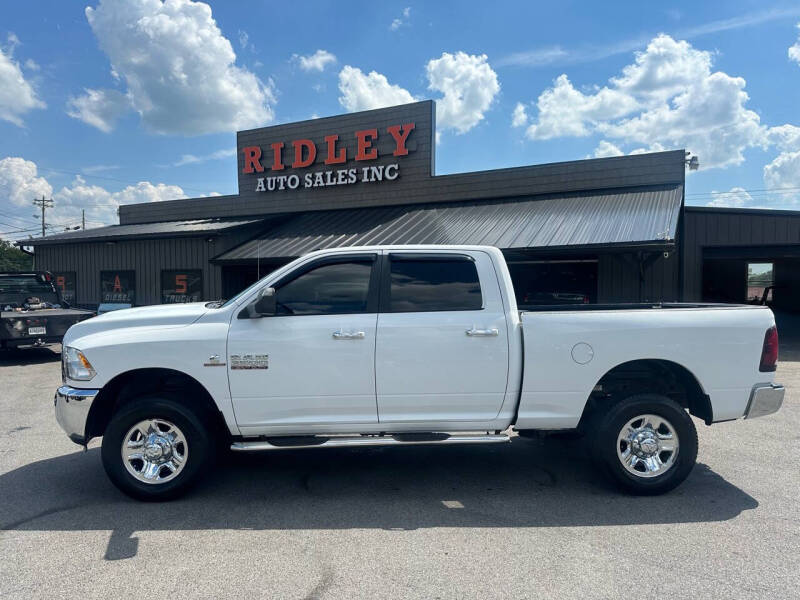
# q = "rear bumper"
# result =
<box><xmin>744</xmin><ymin>383</ymin><xmax>785</xmax><ymax>419</ymax></box>
<box><xmin>54</xmin><ymin>385</ymin><xmax>99</xmax><ymax>445</ymax></box>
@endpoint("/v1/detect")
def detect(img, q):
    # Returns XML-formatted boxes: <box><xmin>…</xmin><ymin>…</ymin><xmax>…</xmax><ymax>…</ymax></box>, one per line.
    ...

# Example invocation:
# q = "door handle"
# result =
<box><xmin>466</xmin><ymin>328</ymin><xmax>499</xmax><ymax>337</ymax></box>
<box><xmin>332</xmin><ymin>330</ymin><xmax>366</xmax><ymax>340</ymax></box>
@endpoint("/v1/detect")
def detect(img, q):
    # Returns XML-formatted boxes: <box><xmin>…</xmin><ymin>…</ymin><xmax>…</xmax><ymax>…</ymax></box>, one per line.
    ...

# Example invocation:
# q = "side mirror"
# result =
<box><xmin>252</xmin><ymin>287</ymin><xmax>277</xmax><ymax>317</ymax></box>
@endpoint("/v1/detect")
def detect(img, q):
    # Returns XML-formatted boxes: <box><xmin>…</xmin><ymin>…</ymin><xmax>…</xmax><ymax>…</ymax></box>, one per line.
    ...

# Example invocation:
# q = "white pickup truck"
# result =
<box><xmin>55</xmin><ymin>245</ymin><xmax>785</xmax><ymax>500</ymax></box>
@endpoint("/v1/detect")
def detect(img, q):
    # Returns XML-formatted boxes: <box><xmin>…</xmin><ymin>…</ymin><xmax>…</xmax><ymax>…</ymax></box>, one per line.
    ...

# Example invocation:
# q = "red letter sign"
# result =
<box><xmin>242</xmin><ymin>146</ymin><xmax>264</xmax><ymax>173</ymax></box>
<box><xmin>175</xmin><ymin>274</ymin><xmax>188</xmax><ymax>294</ymax></box>
<box><xmin>270</xmin><ymin>142</ymin><xmax>285</xmax><ymax>171</ymax></box>
<box><xmin>355</xmin><ymin>129</ymin><xmax>378</xmax><ymax>161</ymax></box>
<box><xmin>324</xmin><ymin>134</ymin><xmax>346</xmax><ymax>165</ymax></box>
<box><xmin>387</xmin><ymin>123</ymin><xmax>415</xmax><ymax>157</ymax></box>
<box><xmin>292</xmin><ymin>139</ymin><xmax>317</xmax><ymax>168</ymax></box>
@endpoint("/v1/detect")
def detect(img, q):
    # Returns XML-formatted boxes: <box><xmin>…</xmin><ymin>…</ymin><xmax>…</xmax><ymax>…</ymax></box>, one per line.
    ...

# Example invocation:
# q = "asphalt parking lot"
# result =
<box><xmin>1</xmin><ymin>344</ymin><xmax>798</xmax><ymax>599</ymax></box>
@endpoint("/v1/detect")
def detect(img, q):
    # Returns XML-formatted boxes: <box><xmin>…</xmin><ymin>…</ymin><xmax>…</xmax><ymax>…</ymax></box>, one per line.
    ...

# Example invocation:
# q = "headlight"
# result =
<box><xmin>63</xmin><ymin>346</ymin><xmax>96</xmax><ymax>381</ymax></box>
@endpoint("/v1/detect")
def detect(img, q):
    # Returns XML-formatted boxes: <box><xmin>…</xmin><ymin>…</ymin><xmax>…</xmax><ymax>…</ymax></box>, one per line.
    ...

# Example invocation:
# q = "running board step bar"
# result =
<box><xmin>230</xmin><ymin>433</ymin><xmax>509</xmax><ymax>452</ymax></box>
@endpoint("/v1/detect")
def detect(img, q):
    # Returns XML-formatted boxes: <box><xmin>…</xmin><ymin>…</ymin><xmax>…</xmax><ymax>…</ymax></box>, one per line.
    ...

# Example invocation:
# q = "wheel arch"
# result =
<box><xmin>580</xmin><ymin>359</ymin><xmax>713</xmax><ymax>427</ymax></box>
<box><xmin>85</xmin><ymin>367</ymin><xmax>229</xmax><ymax>442</ymax></box>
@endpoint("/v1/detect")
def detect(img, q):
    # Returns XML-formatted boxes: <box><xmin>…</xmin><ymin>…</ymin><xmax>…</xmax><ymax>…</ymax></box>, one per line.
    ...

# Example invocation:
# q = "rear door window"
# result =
<box><xmin>387</xmin><ymin>255</ymin><xmax>482</xmax><ymax>312</ymax></box>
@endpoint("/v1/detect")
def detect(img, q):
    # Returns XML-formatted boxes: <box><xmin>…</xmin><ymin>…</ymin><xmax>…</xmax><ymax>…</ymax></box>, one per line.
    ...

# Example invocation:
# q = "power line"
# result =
<box><xmin>0</xmin><ymin>210</ymin><xmax>41</xmax><ymax>227</ymax></box>
<box><xmin>685</xmin><ymin>185</ymin><xmax>800</xmax><ymax>198</ymax></box>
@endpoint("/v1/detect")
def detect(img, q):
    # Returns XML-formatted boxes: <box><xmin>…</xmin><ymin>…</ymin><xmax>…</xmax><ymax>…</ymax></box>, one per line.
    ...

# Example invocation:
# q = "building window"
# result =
<box><xmin>161</xmin><ymin>270</ymin><xmax>203</xmax><ymax>303</ymax></box>
<box><xmin>53</xmin><ymin>272</ymin><xmax>76</xmax><ymax>305</ymax></box>
<box><xmin>747</xmin><ymin>262</ymin><xmax>774</xmax><ymax>304</ymax></box>
<box><xmin>100</xmin><ymin>270</ymin><xmax>136</xmax><ymax>304</ymax></box>
<box><xmin>387</xmin><ymin>255</ymin><xmax>483</xmax><ymax>312</ymax></box>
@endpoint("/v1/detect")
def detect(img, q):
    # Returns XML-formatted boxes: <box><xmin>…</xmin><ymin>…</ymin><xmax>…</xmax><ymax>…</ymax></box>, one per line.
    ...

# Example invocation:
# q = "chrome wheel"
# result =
<box><xmin>121</xmin><ymin>419</ymin><xmax>188</xmax><ymax>485</ymax></box>
<box><xmin>616</xmin><ymin>414</ymin><xmax>679</xmax><ymax>478</ymax></box>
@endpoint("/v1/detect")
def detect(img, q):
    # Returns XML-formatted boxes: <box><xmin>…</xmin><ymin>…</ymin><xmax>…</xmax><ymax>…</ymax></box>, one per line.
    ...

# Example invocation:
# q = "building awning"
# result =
<box><xmin>19</xmin><ymin>218</ymin><xmax>265</xmax><ymax>245</ymax></box>
<box><xmin>214</xmin><ymin>184</ymin><xmax>683</xmax><ymax>262</ymax></box>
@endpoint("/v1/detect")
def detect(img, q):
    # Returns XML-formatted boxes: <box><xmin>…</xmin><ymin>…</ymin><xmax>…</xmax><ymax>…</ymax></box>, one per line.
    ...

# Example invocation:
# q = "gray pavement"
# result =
<box><xmin>1</xmin><ymin>344</ymin><xmax>798</xmax><ymax>599</ymax></box>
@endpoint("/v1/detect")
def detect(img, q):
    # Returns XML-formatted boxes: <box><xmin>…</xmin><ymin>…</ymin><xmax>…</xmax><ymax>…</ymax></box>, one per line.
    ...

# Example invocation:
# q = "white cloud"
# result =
<box><xmin>524</xmin><ymin>74</ymin><xmax>637</xmax><ymax>140</ymax></box>
<box><xmin>390</xmin><ymin>7</ymin><xmax>411</xmax><ymax>31</ymax></box>
<box><xmin>173</xmin><ymin>148</ymin><xmax>235</xmax><ymax>166</ymax></box>
<box><xmin>592</xmin><ymin>140</ymin><xmax>624</xmax><ymax>158</ymax></box>
<box><xmin>0</xmin><ymin>157</ymin><xmax>53</xmax><ymax>207</ymax></box>
<box><xmin>767</xmin><ymin>124</ymin><xmax>800</xmax><ymax>151</ymax></box>
<box><xmin>82</xmin><ymin>164</ymin><xmax>120</xmax><ymax>174</ymax></box>
<box><xmin>511</xmin><ymin>102</ymin><xmax>528</xmax><ymax>127</ymax></box>
<box><xmin>518</xmin><ymin>34</ymin><xmax>768</xmax><ymax>169</ymax></box>
<box><xmin>337</xmin><ymin>66</ymin><xmax>416</xmax><ymax>112</ymax></box>
<box><xmin>0</xmin><ymin>34</ymin><xmax>46</xmax><ymax>126</ymax></box>
<box><xmin>764</xmin><ymin>150</ymin><xmax>800</xmax><ymax>200</ymax></box>
<box><xmin>54</xmin><ymin>176</ymin><xmax>186</xmax><ymax>226</ymax></box>
<box><xmin>238</xmin><ymin>30</ymin><xmax>249</xmax><ymax>50</ymax></box>
<box><xmin>789</xmin><ymin>23</ymin><xmax>800</xmax><ymax>65</ymax></box>
<box><xmin>610</xmin><ymin>36</ymin><xmax>712</xmax><ymax>101</ymax></box>
<box><xmin>75</xmin><ymin>0</ymin><xmax>275</xmax><ymax>135</ymax></box>
<box><xmin>0</xmin><ymin>156</ymin><xmax>189</xmax><ymax>238</ymax></box>
<box><xmin>706</xmin><ymin>187</ymin><xmax>755</xmax><ymax>208</ymax></box>
<box><xmin>294</xmin><ymin>49</ymin><xmax>337</xmax><ymax>72</ymax></box>
<box><xmin>426</xmin><ymin>52</ymin><xmax>500</xmax><ymax>134</ymax></box>
<box><xmin>338</xmin><ymin>52</ymin><xmax>499</xmax><ymax>134</ymax></box>
<box><xmin>66</xmin><ymin>88</ymin><xmax>130</xmax><ymax>133</ymax></box>
<box><xmin>497</xmin><ymin>8</ymin><xmax>800</xmax><ymax>68</ymax></box>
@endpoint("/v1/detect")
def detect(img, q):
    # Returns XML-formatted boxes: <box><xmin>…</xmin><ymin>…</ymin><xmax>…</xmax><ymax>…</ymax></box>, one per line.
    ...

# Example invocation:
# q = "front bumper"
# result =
<box><xmin>54</xmin><ymin>385</ymin><xmax>99</xmax><ymax>445</ymax></box>
<box><xmin>744</xmin><ymin>383</ymin><xmax>785</xmax><ymax>419</ymax></box>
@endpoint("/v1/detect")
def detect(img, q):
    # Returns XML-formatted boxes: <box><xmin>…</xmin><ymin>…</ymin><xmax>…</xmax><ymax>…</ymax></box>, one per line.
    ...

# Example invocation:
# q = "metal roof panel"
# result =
<box><xmin>215</xmin><ymin>184</ymin><xmax>683</xmax><ymax>261</ymax></box>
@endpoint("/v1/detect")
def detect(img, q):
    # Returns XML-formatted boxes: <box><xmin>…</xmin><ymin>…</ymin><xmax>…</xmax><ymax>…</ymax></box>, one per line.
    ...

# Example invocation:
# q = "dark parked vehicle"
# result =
<box><xmin>1</xmin><ymin>272</ymin><xmax>94</xmax><ymax>350</ymax></box>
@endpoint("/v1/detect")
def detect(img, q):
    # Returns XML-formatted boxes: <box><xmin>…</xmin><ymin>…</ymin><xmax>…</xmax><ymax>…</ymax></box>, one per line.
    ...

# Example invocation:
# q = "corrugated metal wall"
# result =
<box><xmin>683</xmin><ymin>208</ymin><xmax>800</xmax><ymax>301</ymax></box>
<box><xmin>598</xmin><ymin>252</ymin><xmax>680</xmax><ymax>303</ymax></box>
<box><xmin>33</xmin><ymin>228</ymin><xmax>260</xmax><ymax>307</ymax></box>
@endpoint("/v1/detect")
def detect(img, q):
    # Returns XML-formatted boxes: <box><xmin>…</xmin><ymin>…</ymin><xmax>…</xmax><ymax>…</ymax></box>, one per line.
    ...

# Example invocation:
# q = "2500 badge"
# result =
<box><xmin>230</xmin><ymin>354</ymin><xmax>269</xmax><ymax>370</ymax></box>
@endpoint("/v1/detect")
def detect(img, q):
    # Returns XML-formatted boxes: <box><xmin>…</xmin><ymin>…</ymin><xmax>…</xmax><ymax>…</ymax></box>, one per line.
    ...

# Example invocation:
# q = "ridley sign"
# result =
<box><xmin>241</xmin><ymin>123</ymin><xmax>415</xmax><ymax>193</ymax></box>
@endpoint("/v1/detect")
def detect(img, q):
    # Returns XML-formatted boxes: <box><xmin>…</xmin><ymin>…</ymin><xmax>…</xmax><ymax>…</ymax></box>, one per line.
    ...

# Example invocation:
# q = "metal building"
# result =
<box><xmin>18</xmin><ymin>101</ymin><xmax>800</xmax><ymax>312</ymax></box>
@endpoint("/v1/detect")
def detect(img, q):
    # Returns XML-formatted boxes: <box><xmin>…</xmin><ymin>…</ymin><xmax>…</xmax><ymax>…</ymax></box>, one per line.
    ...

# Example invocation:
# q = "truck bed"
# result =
<box><xmin>515</xmin><ymin>303</ymin><xmax>775</xmax><ymax>429</ymax></box>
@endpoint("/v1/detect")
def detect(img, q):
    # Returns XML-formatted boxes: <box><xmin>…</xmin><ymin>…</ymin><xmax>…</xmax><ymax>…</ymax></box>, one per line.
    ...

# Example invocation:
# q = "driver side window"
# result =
<box><xmin>275</xmin><ymin>259</ymin><xmax>374</xmax><ymax>315</ymax></box>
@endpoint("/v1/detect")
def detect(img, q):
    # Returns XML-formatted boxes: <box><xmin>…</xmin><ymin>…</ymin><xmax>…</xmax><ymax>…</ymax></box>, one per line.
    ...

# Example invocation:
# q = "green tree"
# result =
<box><xmin>0</xmin><ymin>240</ymin><xmax>33</xmax><ymax>271</ymax></box>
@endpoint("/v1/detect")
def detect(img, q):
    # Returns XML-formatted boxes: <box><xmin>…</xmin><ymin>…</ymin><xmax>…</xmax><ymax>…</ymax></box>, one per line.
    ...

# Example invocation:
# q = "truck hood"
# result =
<box><xmin>64</xmin><ymin>302</ymin><xmax>210</xmax><ymax>345</ymax></box>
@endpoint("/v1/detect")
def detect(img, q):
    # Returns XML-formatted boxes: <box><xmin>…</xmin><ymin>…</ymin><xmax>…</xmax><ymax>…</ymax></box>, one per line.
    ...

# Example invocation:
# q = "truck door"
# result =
<box><xmin>375</xmin><ymin>251</ymin><xmax>510</xmax><ymax>425</ymax></box>
<box><xmin>226</xmin><ymin>253</ymin><xmax>380</xmax><ymax>433</ymax></box>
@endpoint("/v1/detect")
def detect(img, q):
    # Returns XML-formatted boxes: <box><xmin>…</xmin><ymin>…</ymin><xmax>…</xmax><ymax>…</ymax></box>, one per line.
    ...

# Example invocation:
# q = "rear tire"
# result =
<box><xmin>592</xmin><ymin>393</ymin><xmax>698</xmax><ymax>495</ymax></box>
<box><xmin>101</xmin><ymin>396</ymin><xmax>213</xmax><ymax>501</ymax></box>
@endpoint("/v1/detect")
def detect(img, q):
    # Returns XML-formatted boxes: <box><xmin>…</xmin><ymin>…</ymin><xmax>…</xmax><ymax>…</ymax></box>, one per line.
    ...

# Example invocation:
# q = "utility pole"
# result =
<box><xmin>32</xmin><ymin>195</ymin><xmax>54</xmax><ymax>237</ymax></box>
<box><xmin>82</xmin><ymin>209</ymin><xmax>85</xmax><ymax>230</ymax></box>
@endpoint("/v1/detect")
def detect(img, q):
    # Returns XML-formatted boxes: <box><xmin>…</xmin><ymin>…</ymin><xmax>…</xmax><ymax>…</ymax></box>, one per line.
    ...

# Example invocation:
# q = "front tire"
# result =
<box><xmin>101</xmin><ymin>397</ymin><xmax>213</xmax><ymax>501</ymax></box>
<box><xmin>593</xmin><ymin>394</ymin><xmax>698</xmax><ymax>495</ymax></box>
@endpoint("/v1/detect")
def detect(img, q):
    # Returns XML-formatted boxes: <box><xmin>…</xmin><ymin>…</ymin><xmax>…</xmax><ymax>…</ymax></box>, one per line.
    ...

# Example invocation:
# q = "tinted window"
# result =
<box><xmin>389</xmin><ymin>257</ymin><xmax>482</xmax><ymax>312</ymax></box>
<box><xmin>276</xmin><ymin>260</ymin><xmax>372</xmax><ymax>315</ymax></box>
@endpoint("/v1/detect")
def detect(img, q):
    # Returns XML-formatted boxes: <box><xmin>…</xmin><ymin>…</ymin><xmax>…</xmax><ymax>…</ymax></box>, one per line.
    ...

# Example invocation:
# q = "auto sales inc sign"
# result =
<box><xmin>242</xmin><ymin>124</ymin><xmax>414</xmax><ymax>192</ymax></box>
<box><xmin>236</xmin><ymin>101</ymin><xmax>433</xmax><ymax>201</ymax></box>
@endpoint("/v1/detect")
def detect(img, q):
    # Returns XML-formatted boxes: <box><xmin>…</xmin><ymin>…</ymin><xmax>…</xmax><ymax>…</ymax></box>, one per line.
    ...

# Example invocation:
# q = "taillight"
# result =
<box><xmin>759</xmin><ymin>326</ymin><xmax>779</xmax><ymax>372</ymax></box>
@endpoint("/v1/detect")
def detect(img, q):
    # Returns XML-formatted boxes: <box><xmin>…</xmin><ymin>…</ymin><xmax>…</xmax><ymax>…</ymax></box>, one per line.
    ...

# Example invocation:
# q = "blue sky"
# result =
<box><xmin>2</xmin><ymin>0</ymin><xmax>800</xmax><ymax>238</ymax></box>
